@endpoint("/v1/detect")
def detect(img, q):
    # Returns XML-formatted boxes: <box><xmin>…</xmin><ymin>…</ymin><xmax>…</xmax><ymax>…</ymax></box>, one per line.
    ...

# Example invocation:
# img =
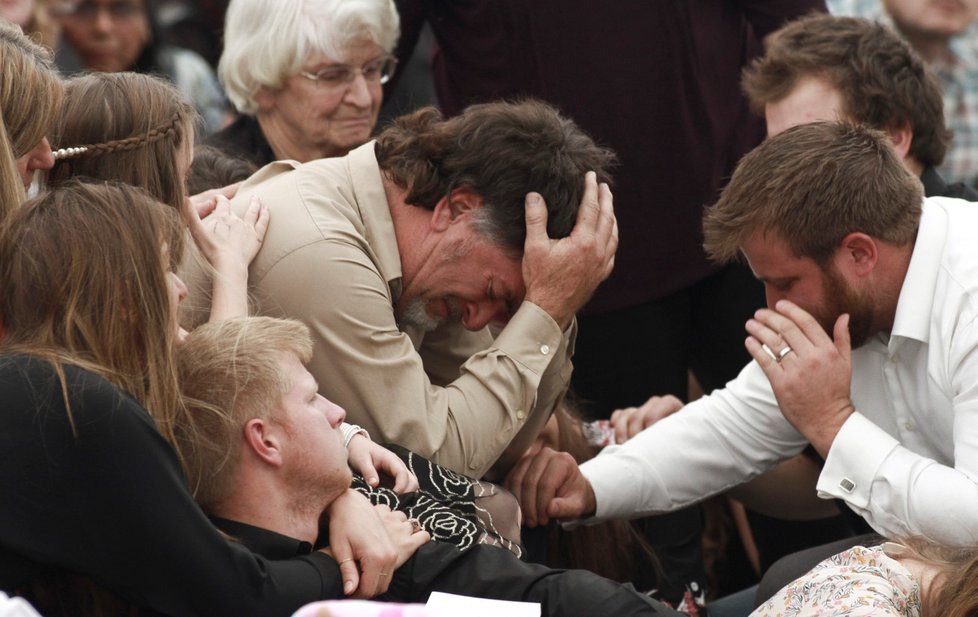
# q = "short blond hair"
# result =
<box><xmin>175</xmin><ymin>317</ymin><xmax>313</xmax><ymax>508</ymax></box>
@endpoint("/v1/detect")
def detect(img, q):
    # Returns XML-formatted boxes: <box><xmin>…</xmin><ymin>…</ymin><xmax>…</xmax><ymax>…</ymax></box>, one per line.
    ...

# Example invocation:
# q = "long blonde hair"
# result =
<box><xmin>0</xmin><ymin>180</ymin><xmax>186</xmax><ymax>450</ymax></box>
<box><xmin>0</xmin><ymin>20</ymin><xmax>62</xmax><ymax>216</ymax></box>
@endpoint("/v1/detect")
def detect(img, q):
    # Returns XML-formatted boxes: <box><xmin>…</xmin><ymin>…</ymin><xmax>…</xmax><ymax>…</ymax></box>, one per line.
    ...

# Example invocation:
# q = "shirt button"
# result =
<box><xmin>839</xmin><ymin>477</ymin><xmax>856</xmax><ymax>493</ymax></box>
<box><xmin>539</xmin><ymin>344</ymin><xmax>551</xmax><ymax>355</ymax></box>
<box><xmin>904</xmin><ymin>421</ymin><xmax>915</xmax><ymax>431</ymax></box>
<box><xmin>468</xmin><ymin>461</ymin><xmax>478</xmax><ymax>471</ymax></box>
<box><xmin>516</xmin><ymin>409</ymin><xmax>525</xmax><ymax>420</ymax></box>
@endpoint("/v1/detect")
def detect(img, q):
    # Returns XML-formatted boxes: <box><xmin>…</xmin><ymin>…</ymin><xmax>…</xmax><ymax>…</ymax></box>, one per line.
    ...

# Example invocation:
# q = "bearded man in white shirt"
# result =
<box><xmin>508</xmin><ymin>120</ymin><xmax>978</xmax><ymax>549</ymax></box>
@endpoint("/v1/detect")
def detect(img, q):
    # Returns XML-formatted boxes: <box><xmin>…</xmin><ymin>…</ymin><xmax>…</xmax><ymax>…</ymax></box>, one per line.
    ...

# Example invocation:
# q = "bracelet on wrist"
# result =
<box><xmin>340</xmin><ymin>422</ymin><xmax>369</xmax><ymax>448</ymax></box>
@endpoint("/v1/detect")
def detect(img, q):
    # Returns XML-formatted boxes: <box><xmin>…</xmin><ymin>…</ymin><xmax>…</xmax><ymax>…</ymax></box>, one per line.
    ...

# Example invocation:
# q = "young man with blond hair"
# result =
<box><xmin>175</xmin><ymin>316</ymin><xmax>681</xmax><ymax>616</ymax></box>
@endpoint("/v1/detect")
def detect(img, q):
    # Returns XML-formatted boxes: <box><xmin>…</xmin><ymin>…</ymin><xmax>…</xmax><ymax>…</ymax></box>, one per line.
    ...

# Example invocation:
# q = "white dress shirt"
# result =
<box><xmin>580</xmin><ymin>197</ymin><xmax>978</xmax><ymax>545</ymax></box>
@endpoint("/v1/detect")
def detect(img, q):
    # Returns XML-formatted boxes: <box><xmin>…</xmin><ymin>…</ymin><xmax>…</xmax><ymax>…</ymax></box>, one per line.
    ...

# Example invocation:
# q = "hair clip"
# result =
<box><xmin>52</xmin><ymin>146</ymin><xmax>88</xmax><ymax>161</ymax></box>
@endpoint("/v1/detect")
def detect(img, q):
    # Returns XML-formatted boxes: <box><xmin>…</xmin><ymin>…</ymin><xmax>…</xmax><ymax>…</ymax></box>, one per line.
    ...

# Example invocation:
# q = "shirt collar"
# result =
<box><xmin>347</xmin><ymin>141</ymin><xmax>404</xmax><ymax>300</ymax></box>
<box><xmin>209</xmin><ymin>516</ymin><xmax>313</xmax><ymax>560</ymax></box>
<box><xmin>891</xmin><ymin>198</ymin><xmax>947</xmax><ymax>344</ymax></box>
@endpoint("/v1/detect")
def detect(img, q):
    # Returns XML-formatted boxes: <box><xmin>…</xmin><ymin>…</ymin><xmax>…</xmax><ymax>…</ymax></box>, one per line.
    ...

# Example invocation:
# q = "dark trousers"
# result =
<box><xmin>387</xmin><ymin>542</ymin><xmax>682</xmax><ymax>616</ymax></box>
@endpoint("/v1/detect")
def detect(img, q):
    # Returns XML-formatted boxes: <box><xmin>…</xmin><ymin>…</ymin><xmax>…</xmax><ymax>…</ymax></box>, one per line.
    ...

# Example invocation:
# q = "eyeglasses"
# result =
<box><xmin>298</xmin><ymin>56</ymin><xmax>398</xmax><ymax>90</ymax></box>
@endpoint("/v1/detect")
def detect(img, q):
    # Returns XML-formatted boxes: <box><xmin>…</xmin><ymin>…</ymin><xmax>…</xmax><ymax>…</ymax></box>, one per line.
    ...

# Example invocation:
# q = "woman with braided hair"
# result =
<box><xmin>48</xmin><ymin>71</ymin><xmax>195</xmax><ymax>212</ymax></box>
<box><xmin>0</xmin><ymin>179</ymin><xmax>387</xmax><ymax>616</ymax></box>
<box><xmin>46</xmin><ymin>72</ymin><xmax>531</xmax><ymax>572</ymax></box>
<box><xmin>44</xmin><ymin>70</ymin><xmax>430</xmax><ymax>562</ymax></box>
<box><xmin>46</xmin><ymin>70</ymin><xmax>272</xmax><ymax>326</ymax></box>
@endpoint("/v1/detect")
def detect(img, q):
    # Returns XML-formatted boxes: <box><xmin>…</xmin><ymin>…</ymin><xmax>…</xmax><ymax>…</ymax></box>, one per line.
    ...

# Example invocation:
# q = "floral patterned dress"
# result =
<box><xmin>751</xmin><ymin>544</ymin><xmax>921</xmax><ymax>617</ymax></box>
<box><xmin>352</xmin><ymin>445</ymin><xmax>523</xmax><ymax>558</ymax></box>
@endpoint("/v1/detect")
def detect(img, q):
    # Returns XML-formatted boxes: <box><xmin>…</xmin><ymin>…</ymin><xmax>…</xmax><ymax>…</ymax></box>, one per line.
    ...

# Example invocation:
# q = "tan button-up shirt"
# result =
<box><xmin>185</xmin><ymin>142</ymin><xmax>575</xmax><ymax>478</ymax></box>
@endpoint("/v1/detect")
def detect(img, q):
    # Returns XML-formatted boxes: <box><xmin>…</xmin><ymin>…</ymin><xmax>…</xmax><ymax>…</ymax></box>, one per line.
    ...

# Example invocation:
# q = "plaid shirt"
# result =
<box><xmin>828</xmin><ymin>0</ymin><xmax>978</xmax><ymax>188</ymax></box>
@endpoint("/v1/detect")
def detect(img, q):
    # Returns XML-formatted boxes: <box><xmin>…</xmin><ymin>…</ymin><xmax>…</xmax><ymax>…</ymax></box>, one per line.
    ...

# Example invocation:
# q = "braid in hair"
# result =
<box><xmin>53</xmin><ymin>111</ymin><xmax>183</xmax><ymax>161</ymax></box>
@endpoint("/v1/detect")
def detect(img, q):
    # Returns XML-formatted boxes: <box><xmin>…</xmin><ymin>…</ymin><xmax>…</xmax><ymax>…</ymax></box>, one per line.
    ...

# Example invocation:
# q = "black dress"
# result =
<box><xmin>0</xmin><ymin>354</ymin><xmax>340</xmax><ymax>616</ymax></box>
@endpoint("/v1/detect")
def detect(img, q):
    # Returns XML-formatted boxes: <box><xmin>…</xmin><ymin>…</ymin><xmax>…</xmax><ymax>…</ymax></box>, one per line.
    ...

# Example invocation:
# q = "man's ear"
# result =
<box><xmin>835</xmin><ymin>232</ymin><xmax>878</xmax><ymax>278</ymax></box>
<box><xmin>243</xmin><ymin>418</ymin><xmax>284</xmax><ymax>467</ymax></box>
<box><xmin>430</xmin><ymin>188</ymin><xmax>484</xmax><ymax>232</ymax></box>
<box><xmin>885</xmin><ymin>118</ymin><xmax>913</xmax><ymax>162</ymax></box>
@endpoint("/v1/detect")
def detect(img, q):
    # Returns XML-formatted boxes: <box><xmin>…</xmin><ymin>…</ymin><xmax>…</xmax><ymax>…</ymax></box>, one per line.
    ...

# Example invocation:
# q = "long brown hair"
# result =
<box><xmin>897</xmin><ymin>538</ymin><xmax>978</xmax><ymax>617</ymax></box>
<box><xmin>0</xmin><ymin>20</ymin><xmax>62</xmax><ymax>216</ymax></box>
<box><xmin>48</xmin><ymin>72</ymin><xmax>197</xmax><ymax>211</ymax></box>
<box><xmin>0</xmin><ymin>180</ymin><xmax>186</xmax><ymax>450</ymax></box>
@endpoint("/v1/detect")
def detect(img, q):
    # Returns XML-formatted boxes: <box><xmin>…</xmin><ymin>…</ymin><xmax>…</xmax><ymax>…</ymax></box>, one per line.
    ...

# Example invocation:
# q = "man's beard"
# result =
<box><xmin>398</xmin><ymin>297</ymin><xmax>463</xmax><ymax>332</ymax></box>
<box><xmin>815</xmin><ymin>266</ymin><xmax>875</xmax><ymax>349</ymax></box>
<box><xmin>285</xmin><ymin>447</ymin><xmax>352</xmax><ymax>526</ymax></box>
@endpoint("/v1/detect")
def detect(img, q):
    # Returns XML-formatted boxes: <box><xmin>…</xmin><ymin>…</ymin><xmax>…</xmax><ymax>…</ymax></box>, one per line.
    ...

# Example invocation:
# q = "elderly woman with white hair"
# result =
<box><xmin>206</xmin><ymin>0</ymin><xmax>399</xmax><ymax>166</ymax></box>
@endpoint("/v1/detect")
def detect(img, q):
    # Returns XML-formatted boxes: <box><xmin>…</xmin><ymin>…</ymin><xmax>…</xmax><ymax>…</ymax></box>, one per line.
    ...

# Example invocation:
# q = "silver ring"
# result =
<box><xmin>778</xmin><ymin>346</ymin><xmax>793</xmax><ymax>361</ymax></box>
<box><xmin>761</xmin><ymin>343</ymin><xmax>778</xmax><ymax>362</ymax></box>
<box><xmin>407</xmin><ymin>517</ymin><xmax>422</xmax><ymax>533</ymax></box>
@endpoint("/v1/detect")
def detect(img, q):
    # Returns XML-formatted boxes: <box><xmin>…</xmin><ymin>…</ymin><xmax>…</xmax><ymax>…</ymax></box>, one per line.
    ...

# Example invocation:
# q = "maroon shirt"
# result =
<box><xmin>394</xmin><ymin>0</ymin><xmax>826</xmax><ymax>313</ymax></box>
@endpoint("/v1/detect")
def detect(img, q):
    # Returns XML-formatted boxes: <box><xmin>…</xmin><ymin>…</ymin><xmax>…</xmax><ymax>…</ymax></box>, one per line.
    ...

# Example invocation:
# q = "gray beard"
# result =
<box><xmin>398</xmin><ymin>297</ymin><xmax>462</xmax><ymax>332</ymax></box>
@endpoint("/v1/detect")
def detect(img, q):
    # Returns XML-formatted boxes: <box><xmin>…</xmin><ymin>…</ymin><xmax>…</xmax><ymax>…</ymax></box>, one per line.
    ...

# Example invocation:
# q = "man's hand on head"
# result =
<box><xmin>504</xmin><ymin>446</ymin><xmax>596</xmax><ymax>527</ymax></box>
<box><xmin>745</xmin><ymin>300</ymin><xmax>855</xmax><ymax>458</ymax></box>
<box><xmin>522</xmin><ymin>171</ymin><xmax>618</xmax><ymax>330</ymax></box>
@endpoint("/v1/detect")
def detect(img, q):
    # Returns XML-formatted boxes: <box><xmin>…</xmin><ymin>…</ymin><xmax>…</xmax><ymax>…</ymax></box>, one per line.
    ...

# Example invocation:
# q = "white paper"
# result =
<box><xmin>425</xmin><ymin>592</ymin><xmax>540</xmax><ymax>617</ymax></box>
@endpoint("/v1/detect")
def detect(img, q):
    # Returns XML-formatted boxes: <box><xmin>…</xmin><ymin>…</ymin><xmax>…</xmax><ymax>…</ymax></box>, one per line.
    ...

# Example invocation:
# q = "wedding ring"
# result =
<box><xmin>407</xmin><ymin>517</ymin><xmax>422</xmax><ymax>533</ymax></box>
<box><xmin>778</xmin><ymin>346</ymin><xmax>794</xmax><ymax>361</ymax></box>
<box><xmin>338</xmin><ymin>557</ymin><xmax>354</xmax><ymax>565</ymax></box>
<box><xmin>761</xmin><ymin>343</ymin><xmax>777</xmax><ymax>362</ymax></box>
